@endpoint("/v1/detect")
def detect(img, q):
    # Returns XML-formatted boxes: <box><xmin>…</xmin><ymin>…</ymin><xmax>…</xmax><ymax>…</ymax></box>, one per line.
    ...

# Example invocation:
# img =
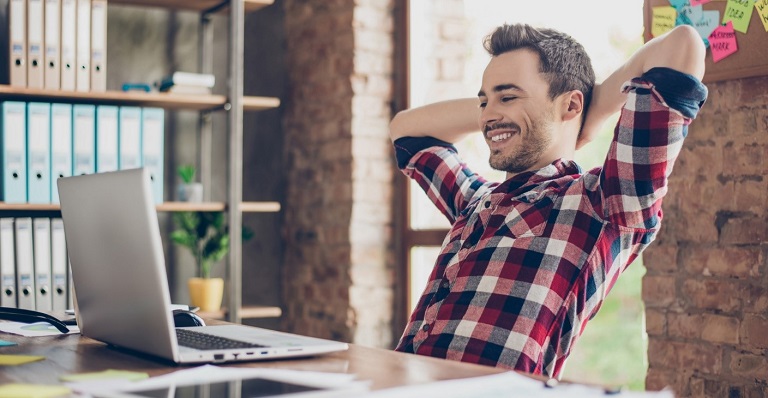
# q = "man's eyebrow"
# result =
<box><xmin>477</xmin><ymin>83</ymin><xmax>524</xmax><ymax>97</ymax></box>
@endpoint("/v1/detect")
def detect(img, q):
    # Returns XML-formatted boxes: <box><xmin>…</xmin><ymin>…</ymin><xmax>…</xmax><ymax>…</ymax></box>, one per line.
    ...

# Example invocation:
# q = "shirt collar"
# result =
<box><xmin>495</xmin><ymin>159</ymin><xmax>582</xmax><ymax>195</ymax></box>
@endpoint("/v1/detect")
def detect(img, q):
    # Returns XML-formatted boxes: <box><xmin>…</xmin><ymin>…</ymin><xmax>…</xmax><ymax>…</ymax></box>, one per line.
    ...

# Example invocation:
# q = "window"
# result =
<box><xmin>397</xmin><ymin>0</ymin><xmax>648</xmax><ymax>389</ymax></box>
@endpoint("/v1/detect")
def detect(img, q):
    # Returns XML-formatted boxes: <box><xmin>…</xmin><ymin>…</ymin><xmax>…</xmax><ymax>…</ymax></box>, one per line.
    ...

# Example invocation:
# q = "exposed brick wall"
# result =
<box><xmin>281</xmin><ymin>0</ymin><xmax>395</xmax><ymax>347</ymax></box>
<box><xmin>644</xmin><ymin>76</ymin><xmax>768</xmax><ymax>396</ymax></box>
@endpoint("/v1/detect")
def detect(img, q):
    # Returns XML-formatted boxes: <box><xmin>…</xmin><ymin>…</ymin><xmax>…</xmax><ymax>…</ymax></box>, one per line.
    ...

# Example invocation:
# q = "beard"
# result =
<box><xmin>487</xmin><ymin>111</ymin><xmax>554</xmax><ymax>174</ymax></box>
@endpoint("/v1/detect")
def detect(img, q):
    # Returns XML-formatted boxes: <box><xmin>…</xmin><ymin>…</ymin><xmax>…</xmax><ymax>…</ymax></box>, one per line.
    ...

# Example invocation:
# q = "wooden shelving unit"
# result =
<box><xmin>111</xmin><ymin>0</ymin><xmax>273</xmax><ymax>13</ymax></box>
<box><xmin>0</xmin><ymin>201</ymin><xmax>280</xmax><ymax>213</ymax></box>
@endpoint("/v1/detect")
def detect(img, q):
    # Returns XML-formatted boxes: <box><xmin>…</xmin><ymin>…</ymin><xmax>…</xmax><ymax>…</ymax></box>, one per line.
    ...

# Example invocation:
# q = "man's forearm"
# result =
<box><xmin>389</xmin><ymin>98</ymin><xmax>481</xmax><ymax>143</ymax></box>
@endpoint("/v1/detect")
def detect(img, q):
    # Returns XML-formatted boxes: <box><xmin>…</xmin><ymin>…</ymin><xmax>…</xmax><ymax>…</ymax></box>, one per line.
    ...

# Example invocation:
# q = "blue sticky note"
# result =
<box><xmin>694</xmin><ymin>10</ymin><xmax>721</xmax><ymax>47</ymax></box>
<box><xmin>0</xmin><ymin>340</ymin><xmax>18</xmax><ymax>347</ymax></box>
<box><xmin>669</xmin><ymin>0</ymin><xmax>688</xmax><ymax>10</ymax></box>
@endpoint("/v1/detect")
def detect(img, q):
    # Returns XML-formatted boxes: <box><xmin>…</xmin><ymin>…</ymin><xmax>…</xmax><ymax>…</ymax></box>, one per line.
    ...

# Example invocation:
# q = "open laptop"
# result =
<box><xmin>57</xmin><ymin>168</ymin><xmax>348</xmax><ymax>364</ymax></box>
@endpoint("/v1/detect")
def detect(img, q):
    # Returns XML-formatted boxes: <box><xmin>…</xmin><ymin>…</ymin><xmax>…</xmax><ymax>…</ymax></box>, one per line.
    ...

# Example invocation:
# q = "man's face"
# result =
<box><xmin>478</xmin><ymin>49</ymin><xmax>562</xmax><ymax>174</ymax></box>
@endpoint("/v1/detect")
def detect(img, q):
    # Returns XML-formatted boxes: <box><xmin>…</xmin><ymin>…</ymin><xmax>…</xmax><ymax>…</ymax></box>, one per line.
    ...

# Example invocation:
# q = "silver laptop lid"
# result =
<box><xmin>58</xmin><ymin>168</ymin><xmax>180</xmax><ymax>362</ymax></box>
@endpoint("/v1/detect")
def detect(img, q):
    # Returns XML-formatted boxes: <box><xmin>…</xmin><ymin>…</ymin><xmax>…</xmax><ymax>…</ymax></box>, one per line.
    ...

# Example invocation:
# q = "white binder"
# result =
<box><xmin>60</xmin><ymin>0</ymin><xmax>77</xmax><ymax>91</ymax></box>
<box><xmin>14</xmin><ymin>217</ymin><xmax>35</xmax><ymax>310</ymax></box>
<box><xmin>44</xmin><ymin>0</ymin><xmax>61</xmax><ymax>90</ymax></box>
<box><xmin>27</xmin><ymin>0</ymin><xmax>45</xmax><ymax>88</ymax></box>
<box><xmin>118</xmin><ymin>106</ymin><xmax>142</xmax><ymax>170</ymax></box>
<box><xmin>51</xmin><ymin>218</ymin><xmax>68</xmax><ymax>311</ymax></box>
<box><xmin>1</xmin><ymin>101</ymin><xmax>27</xmax><ymax>203</ymax></box>
<box><xmin>73</xmin><ymin>104</ymin><xmax>96</xmax><ymax>176</ymax></box>
<box><xmin>27</xmin><ymin>102</ymin><xmax>52</xmax><ymax>204</ymax></box>
<box><xmin>90</xmin><ymin>0</ymin><xmax>107</xmax><ymax>92</ymax></box>
<box><xmin>51</xmin><ymin>103</ymin><xmax>73</xmax><ymax>204</ymax></box>
<box><xmin>32</xmin><ymin>218</ymin><xmax>52</xmax><ymax>311</ymax></box>
<box><xmin>75</xmin><ymin>0</ymin><xmax>91</xmax><ymax>92</ymax></box>
<box><xmin>141</xmin><ymin>108</ymin><xmax>165</xmax><ymax>204</ymax></box>
<box><xmin>0</xmin><ymin>218</ymin><xmax>17</xmax><ymax>308</ymax></box>
<box><xmin>96</xmin><ymin>105</ymin><xmax>118</xmax><ymax>172</ymax></box>
<box><xmin>9</xmin><ymin>0</ymin><xmax>27</xmax><ymax>87</ymax></box>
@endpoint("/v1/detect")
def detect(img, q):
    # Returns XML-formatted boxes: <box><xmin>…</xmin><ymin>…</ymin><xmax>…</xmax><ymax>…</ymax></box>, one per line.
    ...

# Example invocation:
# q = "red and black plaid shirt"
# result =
<box><xmin>393</xmin><ymin>68</ymin><xmax>707</xmax><ymax>378</ymax></box>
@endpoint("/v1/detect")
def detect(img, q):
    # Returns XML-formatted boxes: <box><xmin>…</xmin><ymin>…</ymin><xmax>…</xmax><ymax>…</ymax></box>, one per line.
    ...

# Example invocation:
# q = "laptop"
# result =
<box><xmin>57</xmin><ymin>168</ymin><xmax>348</xmax><ymax>364</ymax></box>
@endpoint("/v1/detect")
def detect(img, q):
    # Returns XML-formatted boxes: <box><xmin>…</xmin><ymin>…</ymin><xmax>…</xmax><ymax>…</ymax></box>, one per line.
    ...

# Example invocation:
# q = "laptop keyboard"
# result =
<box><xmin>176</xmin><ymin>328</ymin><xmax>267</xmax><ymax>351</ymax></box>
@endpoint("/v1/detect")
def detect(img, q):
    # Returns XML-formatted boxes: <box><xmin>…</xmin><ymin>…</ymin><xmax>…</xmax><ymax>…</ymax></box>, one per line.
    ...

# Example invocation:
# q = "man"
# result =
<box><xmin>389</xmin><ymin>23</ymin><xmax>707</xmax><ymax>378</ymax></box>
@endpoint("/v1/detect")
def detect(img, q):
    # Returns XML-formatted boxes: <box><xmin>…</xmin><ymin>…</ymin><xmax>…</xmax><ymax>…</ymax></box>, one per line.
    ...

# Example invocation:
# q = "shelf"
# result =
<box><xmin>0</xmin><ymin>201</ymin><xmax>281</xmax><ymax>213</ymax></box>
<box><xmin>111</xmin><ymin>0</ymin><xmax>274</xmax><ymax>13</ymax></box>
<box><xmin>197</xmin><ymin>305</ymin><xmax>282</xmax><ymax>320</ymax></box>
<box><xmin>0</xmin><ymin>85</ymin><xmax>279</xmax><ymax>112</ymax></box>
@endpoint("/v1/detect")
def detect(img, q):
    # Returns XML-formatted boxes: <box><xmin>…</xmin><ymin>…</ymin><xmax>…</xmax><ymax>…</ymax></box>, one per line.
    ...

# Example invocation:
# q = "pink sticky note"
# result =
<box><xmin>690</xmin><ymin>0</ymin><xmax>712</xmax><ymax>6</ymax></box>
<box><xmin>709</xmin><ymin>21</ymin><xmax>738</xmax><ymax>63</ymax></box>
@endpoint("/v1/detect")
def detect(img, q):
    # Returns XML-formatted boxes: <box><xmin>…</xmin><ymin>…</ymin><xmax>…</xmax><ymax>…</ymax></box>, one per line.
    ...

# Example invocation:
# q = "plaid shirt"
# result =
<box><xmin>393</xmin><ymin>67</ymin><xmax>707</xmax><ymax>378</ymax></box>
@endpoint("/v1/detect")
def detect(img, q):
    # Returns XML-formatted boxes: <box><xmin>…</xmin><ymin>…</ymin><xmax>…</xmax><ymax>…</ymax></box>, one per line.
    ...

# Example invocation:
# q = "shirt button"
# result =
<box><xmin>484</xmin><ymin>201</ymin><xmax>491</xmax><ymax>208</ymax></box>
<box><xmin>422</xmin><ymin>323</ymin><xmax>430</xmax><ymax>332</ymax></box>
<box><xmin>441</xmin><ymin>280</ymin><xmax>450</xmax><ymax>289</ymax></box>
<box><xmin>461</xmin><ymin>241</ymin><xmax>472</xmax><ymax>249</ymax></box>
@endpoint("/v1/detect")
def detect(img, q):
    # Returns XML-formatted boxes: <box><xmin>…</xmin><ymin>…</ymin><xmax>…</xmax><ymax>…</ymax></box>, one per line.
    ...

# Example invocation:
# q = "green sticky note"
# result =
<box><xmin>0</xmin><ymin>384</ymin><xmax>70</xmax><ymax>398</ymax></box>
<box><xmin>723</xmin><ymin>0</ymin><xmax>755</xmax><ymax>33</ymax></box>
<box><xmin>59</xmin><ymin>369</ymin><xmax>149</xmax><ymax>382</ymax></box>
<box><xmin>0</xmin><ymin>354</ymin><xmax>45</xmax><ymax>365</ymax></box>
<box><xmin>0</xmin><ymin>339</ymin><xmax>17</xmax><ymax>347</ymax></box>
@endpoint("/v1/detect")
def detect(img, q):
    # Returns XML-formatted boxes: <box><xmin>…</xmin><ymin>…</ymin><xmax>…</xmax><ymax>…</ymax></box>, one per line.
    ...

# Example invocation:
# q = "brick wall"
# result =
<box><xmin>643</xmin><ymin>76</ymin><xmax>768</xmax><ymax>396</ymax></box>
<box><xmin>281</xmin><ymin>0</ymin><xmax>395</xmax><ymax>347</ymax></box>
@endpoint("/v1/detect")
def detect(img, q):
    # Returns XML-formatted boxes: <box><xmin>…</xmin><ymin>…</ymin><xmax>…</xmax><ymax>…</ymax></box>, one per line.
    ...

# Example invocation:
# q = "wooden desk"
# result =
<box><xmin>0</xmin><ymin>328</ymin><xmax>509</xmax><ymax>391</ymax></box>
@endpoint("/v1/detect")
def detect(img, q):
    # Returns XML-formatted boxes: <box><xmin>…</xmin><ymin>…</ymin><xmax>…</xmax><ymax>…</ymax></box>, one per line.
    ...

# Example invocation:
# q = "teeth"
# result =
<box><xmin>491</xmin><ymin>133</ymin><xmax>513</xmax><ymax>142</ymax></box>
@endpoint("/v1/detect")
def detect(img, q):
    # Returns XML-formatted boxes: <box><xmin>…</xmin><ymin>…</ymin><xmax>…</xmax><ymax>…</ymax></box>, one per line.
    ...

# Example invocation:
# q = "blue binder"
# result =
<box><xmin>1</xmin><ymin>101</ymin><xmax>28</xmax><ymax>203</ymax></box>
<box><xmin>72</xmin><ymin>104</ymin><xmax>96</xmax><ymax>176</ymax></box>
<box><xmin>50</xmin><ymin>103</ymin><xmax>73</xmax><ymax>204</ymax></box>
<box><xmin>27</xmin><ymin>102</ymin><xmax>52</xmax><ymax>204</ymax></box>
<box><xmin>118</xmin><ymin>106</ymin><xmax>142</xmax><ymax>170</ymax></box>
<box><xmin>141</xmin><ymin>107</ymin><xmax>164</xmax><ymax>204</ymax></box>
<box><xmin>96</xmin><ymin>105</ymin><xmax>119</xmax><ymax>173</ymax></box>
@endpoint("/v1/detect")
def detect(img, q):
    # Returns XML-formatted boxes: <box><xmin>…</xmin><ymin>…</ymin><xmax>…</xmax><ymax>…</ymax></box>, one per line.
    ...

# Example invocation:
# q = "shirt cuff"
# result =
<box><xmin>639</xmin><ymin>67</ymin><xmax>709</xmax><ymax>119</ymax></box>
<box><xmin>393</xmin><ymin>136</ymin><xmax>457</xmax><ymax>169</ymax></box>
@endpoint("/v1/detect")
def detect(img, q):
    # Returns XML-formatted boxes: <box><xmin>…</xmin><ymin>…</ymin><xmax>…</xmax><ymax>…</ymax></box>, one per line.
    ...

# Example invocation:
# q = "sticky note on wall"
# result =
<box><xmin>709</xmin><ymin>21</ymin><xmax>738</xmax><ymax>62</ymax></box>
<box><xmin>723</xmin><ymin>0</ymin><xmax>755</xmax><ymax>33</ymax></box>
<box><xmin>653</xmin><ymin>6</ymin><xmax>678</xmax><ymax>37</ymax></box>
<box><xmin>756</xmin><ymin>0</ymin><xmax>768</xmax><ymax>32</ymax></box>
<box><xmin>694</xmin><ymin>10</ymin><xmax>721</xmax><ymax>46</ymax></box>
<box><xmin>690</xmin><ymin>0</ymin><xmax>712</xmax><ymax>6</ymax></box>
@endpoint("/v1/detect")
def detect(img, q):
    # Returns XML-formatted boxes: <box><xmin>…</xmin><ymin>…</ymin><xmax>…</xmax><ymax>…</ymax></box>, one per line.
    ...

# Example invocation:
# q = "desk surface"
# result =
<box><xmin>0</xmin><ymin>327</ymin><xmax>509</xmax><ymax>390</ymax></box>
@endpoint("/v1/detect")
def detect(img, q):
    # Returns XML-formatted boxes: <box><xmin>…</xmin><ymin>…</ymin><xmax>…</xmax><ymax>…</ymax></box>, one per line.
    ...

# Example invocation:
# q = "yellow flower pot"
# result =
<box><xmin>187</xmin><ymin>277</ymin><xmax>224</xmax><ymax>312</ymax></box>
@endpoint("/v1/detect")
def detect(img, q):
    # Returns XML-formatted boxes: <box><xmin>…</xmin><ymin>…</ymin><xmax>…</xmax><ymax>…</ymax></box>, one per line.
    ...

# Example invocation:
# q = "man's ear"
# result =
<box><xmin>560</xmin><ymin>90</ymin><xmax>584</xmax><ymax>122</ymax></box>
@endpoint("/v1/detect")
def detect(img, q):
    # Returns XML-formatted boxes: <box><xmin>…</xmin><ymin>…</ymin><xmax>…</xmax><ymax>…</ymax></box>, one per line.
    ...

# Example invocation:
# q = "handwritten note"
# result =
<box><xmin>0</xmin><ymin>384</ymin><xmax>70</xmax><ymax>398</ymax></box>
<box><xmin>756</xmin><ymin>0</ymin><xmax>768</xmax><ymax>31</ymax></box>
<box><xmin>653</xmin><ymin>6</ymin><xmax>678</xmax><ymax>37</ymax></box>
<box><xmin>677</xmin><ymin>3</ymin><xmax>704</xmax><ymax>25</ymax></box>
<box><xmin>693</xmin><ymin>10</ymin><xmax>721</xmax><ymax>47</ymax></box>
<box><xmin>691</xmin><ymin>0</ymin><xmax>713</xmax><ymax>5</ymax></box>
<box><xmin>709</xmin><ymin>21</ymin><xmax>739</xmax><ymax>62</ymax></box>
<box><xmin>723</xmin><ymin>0</ymin><xmax>756</xmax><ymax>33</ymax></box>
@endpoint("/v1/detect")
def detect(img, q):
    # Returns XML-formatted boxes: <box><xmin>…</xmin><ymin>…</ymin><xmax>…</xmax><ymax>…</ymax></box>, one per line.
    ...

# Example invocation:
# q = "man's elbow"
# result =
<box><xmin>389</xmin><ymin>110</ymin><xmax>411</xmax><ymax>142</ymax></box>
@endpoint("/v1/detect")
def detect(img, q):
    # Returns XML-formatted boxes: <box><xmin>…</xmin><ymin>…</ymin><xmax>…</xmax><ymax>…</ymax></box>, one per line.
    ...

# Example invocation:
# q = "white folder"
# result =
<box><xmin>1</xmin><ymin>101</ymin><xmax>27</xmax><ymax>203</ymax></box>
<box><xmin>51</xmin><ymin>103</ymin><xmax>73</xmax><ymax>204</ymax></box>
<box><xmin>60</xmin><ymin>0</ymin><xmax>76</xmax><ymax>91</ymax></box>
<box><xmin>14</xmin><ymin>217</ymin><xmax>35</xmax><ymax>310</ymax></box>
<box><xmin>141</xmin><ymin>107</ymin><xmax>165</xmax><ymax>204</ymax></box>
<box><xmin>27</xmin><ymin>0</ymin><xmax>45</xmax><ymax>88</ymax></box>
<box><xmin>9</xmin><ymin>0</ymin><xmax>27</xmax><ymax>87</ymax></box>
<box><xmin>51</xmin><ymin>218</ymin><xmax>68</xmax><ymax>311</ymax></box>
<box><xmin>89</xmin><ymin>0</ymin><xmax>107</xmax><ymax>92</ymax></box>
<box><xmin>0</xmin><ymin>218</ymin><xmax>17</xmax><ymax>308</ymax></box>
<box><xmin>75</xmin><ymin>0</ymin><xmax>91</xmax><ymax>92</ymax></box>
<box><xmin>73</xmin><ymin>104</ymin><xmax>95</xmax><ymax>176</ymax></box>
<box><xmin>118</xmin><ymin>106</ymin><xmax>142</xmax><ymax>170</ymax></box>
<box><xmin>27</xmin><ymin>102</ymin><xmax>52</xmax><ymax>204</ymax></box>
<box><xmin>44</xmin><ymin>0</ymin><xmax>61</xmax><ymax>90</ymax></box>
<box><xmin>32</xmin><ymin>218</ymin><xmax>52</xmax><ymax>311</ymax></box>
<box><xmin>96</xmin><ymin>105</ymin><xmax>118</xmax><ymax>172</ymax></box>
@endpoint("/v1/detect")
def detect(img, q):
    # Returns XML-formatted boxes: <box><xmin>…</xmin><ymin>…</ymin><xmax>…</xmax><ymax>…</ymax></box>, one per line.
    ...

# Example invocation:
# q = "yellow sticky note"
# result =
<box><xmin>0</xmin><ymin>384</ymin><xmax>70</xmax><ymax>398</ymax></box>
<box><xmin>723</xmin><ymin>0</ymin><xmax>755</xmax><ymax>33</ymax></box>
<box><xmin>60</xmin><ymin>369</ymin><xmax>149</xmax><ymax>382</ymax></box>
<box><xmin>652</xmin><ymin>6</ymin><xmax>677</xmax><ymax>37</ymax></box>
<box><xmin>756</xmin><ymin>0</ymin><xmax>768</xmax><ymax>32</ymax></box>
<box><xmin>0</xmin><ymin>354</ymin><xmax>45</xmax><ymax>365</ymax></box>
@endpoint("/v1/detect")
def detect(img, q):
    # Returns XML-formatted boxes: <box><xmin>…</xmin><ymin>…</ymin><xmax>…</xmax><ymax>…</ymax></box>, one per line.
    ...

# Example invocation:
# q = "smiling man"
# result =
<box><xmin>389</xmin><ymin>23</ymin><xmax>708</xmax><ymax>378</ymax></box>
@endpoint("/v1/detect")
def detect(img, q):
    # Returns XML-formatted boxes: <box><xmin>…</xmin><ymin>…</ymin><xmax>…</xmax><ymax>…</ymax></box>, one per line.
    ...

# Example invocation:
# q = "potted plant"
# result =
<box><xmin>171</xmin><ymin>211</ymin><xmax>253</xmax><ymax>312</ymax></box>
<box><xmin>176</xmin><ymin>164</ymin><xmax>203</xmax><ymax>202</ymax></box>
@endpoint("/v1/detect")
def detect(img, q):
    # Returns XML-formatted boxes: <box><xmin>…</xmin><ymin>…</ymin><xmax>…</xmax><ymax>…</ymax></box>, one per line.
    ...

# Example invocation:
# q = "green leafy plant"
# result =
<box><xmin>170</xmin><ymin>211</ymin><xmax>253</xmax><ymax>279</ymax></box>
<box><xmin>178</xmin><ymin>164</ymin><xmax>196</xmax><ymax>184</ymax></box>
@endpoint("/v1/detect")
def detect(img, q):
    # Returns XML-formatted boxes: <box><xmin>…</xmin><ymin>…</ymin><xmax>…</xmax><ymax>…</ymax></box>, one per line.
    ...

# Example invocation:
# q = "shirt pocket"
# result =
<box><xmin>504</xmin><ymin>191</ymin><xmax>555</xmax><ymax>238</ymax></box>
